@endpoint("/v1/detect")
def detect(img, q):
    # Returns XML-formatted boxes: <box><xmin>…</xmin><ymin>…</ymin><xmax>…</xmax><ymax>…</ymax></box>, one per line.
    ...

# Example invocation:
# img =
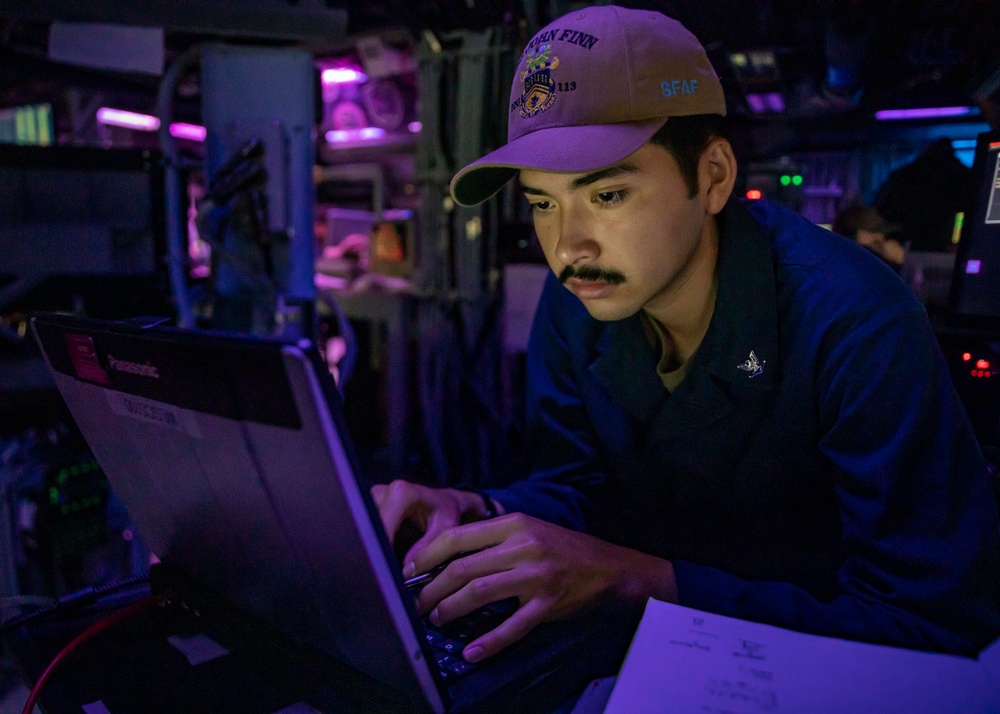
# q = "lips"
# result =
<box><xmin>566</xmin><ymin>277</ymin><xmax>617</xmax><ymax>300</ymax></box>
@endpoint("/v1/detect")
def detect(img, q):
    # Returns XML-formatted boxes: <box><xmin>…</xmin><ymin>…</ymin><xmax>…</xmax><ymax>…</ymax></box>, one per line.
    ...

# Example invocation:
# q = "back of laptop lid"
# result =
<box><xmin>31</xmin><ymin>314</ymin><xmax>444</xmax><ymax>713</ymax></box>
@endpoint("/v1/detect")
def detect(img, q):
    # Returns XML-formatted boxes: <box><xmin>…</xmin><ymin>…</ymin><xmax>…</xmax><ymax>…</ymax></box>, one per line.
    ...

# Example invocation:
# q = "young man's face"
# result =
<box><xmin>519</xmin><ymin>143</ymin><xmax>714</xmax><ymax>322</ymax></box>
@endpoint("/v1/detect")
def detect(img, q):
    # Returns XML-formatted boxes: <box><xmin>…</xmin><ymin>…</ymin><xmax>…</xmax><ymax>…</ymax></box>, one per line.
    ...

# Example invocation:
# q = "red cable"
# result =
<box><xmin>21</xmin><ymin>595</ymin><xmax>160</xmax><ymax>714</ymax></box>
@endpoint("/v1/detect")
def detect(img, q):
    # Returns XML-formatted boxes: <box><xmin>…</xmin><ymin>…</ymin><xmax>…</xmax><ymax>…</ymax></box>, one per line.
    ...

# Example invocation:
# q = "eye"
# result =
<box><xmin>593</xmin><ymin>189</ymin><xmax>628</xmax><ymax>206</ymax></box>
<box><xmin>528</xmin><ymin>200</ymin><xmax>553</xmax><ymax>213</ymax></box>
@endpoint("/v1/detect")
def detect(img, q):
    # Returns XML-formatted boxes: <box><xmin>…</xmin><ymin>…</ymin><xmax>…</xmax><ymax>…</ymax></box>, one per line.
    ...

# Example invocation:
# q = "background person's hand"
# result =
<box><xmin>409</xmin><ymin>513</ymin><xmax>676</xmax><ymax>663</ymax></box>
<box><xmin>371</xmin><ymin>479</ymin><xmax>493</xmax><ymax>566</ymax></box>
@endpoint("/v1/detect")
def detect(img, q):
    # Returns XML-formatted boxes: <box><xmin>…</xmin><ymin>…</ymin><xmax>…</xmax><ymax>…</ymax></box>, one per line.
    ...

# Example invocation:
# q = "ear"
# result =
<box><xmin>699</xmin><ymin>138</ymin><xmax>737</xmax><ymax>215</ymax></box>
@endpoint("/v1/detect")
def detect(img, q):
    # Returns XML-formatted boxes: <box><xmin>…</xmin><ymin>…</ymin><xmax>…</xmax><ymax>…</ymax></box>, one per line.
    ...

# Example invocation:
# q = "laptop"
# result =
<box><xmin>30</xmin><ymin>313</ymin><xmax>635</xmax><ymax>713</ymax></box>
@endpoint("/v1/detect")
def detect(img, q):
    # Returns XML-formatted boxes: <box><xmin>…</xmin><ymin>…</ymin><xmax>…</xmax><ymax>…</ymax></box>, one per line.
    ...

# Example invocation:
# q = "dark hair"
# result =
<box><xmin>831</xmin><ymin>204</ymin><xmax>896</xmax><ymax>240</ymax></box>
<box><xmin>648</xmin><ymin>114</ymin><xmax>728</xmax><ymax>198</ymax></box>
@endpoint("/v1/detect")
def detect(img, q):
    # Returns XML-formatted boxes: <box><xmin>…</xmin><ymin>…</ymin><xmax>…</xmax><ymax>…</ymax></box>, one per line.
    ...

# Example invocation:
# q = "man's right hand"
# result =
<box><xmin>371</xmin><ymin>480</ymin><xmax>495</xmax><ymax>567</ymax></box>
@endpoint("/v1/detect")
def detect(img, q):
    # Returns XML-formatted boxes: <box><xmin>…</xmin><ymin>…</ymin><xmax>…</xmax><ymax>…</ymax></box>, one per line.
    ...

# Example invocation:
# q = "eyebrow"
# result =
<box><xmin>520</xmin><ymin>161</ymin><xmax>640</xmax><ymax>196</ymax></box>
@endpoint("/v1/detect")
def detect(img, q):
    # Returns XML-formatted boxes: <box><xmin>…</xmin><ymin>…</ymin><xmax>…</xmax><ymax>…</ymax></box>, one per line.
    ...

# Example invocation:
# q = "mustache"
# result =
<box><xmin>558</xmin><ymin>265</ymin><xmax>626</xmax><ymax>285</ymax></box>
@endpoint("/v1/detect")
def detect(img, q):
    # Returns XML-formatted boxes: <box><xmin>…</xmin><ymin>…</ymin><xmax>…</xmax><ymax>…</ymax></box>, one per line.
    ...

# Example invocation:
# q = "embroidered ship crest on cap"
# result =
<box><xmin>518</xmin><ymin>45</ymin><xmax>560</xmax><ymax>118</ymax></box>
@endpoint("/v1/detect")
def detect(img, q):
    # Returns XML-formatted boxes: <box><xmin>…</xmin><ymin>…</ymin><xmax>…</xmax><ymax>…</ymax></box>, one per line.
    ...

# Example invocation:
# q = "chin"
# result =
<box><xmin>578</xmin><ymin>299</ymin><xmax>641</xmax><ymax>322</ymax></box>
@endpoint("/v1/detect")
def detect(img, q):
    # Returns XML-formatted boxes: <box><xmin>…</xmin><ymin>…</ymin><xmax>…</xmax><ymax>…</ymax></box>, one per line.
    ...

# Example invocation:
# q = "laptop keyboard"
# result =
<box><xmin>421</xmin><ymin>598</ymin><xmax>518</xmax><ymax>682</ymax></box>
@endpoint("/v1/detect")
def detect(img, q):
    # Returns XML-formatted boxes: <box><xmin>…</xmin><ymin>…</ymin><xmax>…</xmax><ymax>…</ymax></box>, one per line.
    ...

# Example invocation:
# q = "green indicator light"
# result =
<box><xmin>81</xmin><ymin>462</ymin><xmax>90</xmax><ymax>473</ymax></box>
<box><xmin>779</xmin><ymin>175</ymin><xmax>791</xmax><ymax>186</ymax></box>
<box><xmin>48</xmin><ymin>487</ymin><xmax>59</xmax><ymax>504</ymax></box>
<box><xmin>37</xmin><ymin>104</ymin><xmax>52</xmax><ymax>146</ymax></box>
<box><xmin>58</xmin><ymin>470</ymin><xmax>68</xmax><ymax>485</ymax></box>
<box><xmin>951</xmin><ymin>211</ymin><xmax>964</xmax><ymax>245</ymax></box>
<box><xmin>792</xmin><ymin>175</ymin><xmax>803</xmax><ymax>186</ymax></box>
<box><xmin>69</xmin><ymin>465</ymin><xmax>79</xmax><ymax>476</ymax></box>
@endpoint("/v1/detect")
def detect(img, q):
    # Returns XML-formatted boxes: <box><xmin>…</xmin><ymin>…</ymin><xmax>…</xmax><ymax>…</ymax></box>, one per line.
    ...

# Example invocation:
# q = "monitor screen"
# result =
<box><xmin>0</xmin><ymin>144</ymin><xmax>165</xmax><ymax>277</ymax></box>
<box><xmin>0</xmin><ymin>144</ymin><xmax>171</xmax><ymax>320</ymax></box>
<box><xmin>948</xmin><ymin>130</ymin><xmax>1000</xmax><ymax>330</ymax></box>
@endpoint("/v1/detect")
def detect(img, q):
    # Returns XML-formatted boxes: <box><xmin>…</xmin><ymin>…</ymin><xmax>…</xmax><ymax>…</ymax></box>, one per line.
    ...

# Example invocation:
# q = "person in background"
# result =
<box><xmin>374</xmin><ymin>4</ymin><xmax>1000</xmax><ymax>666</ymax></box>
<box><xmin>874</xmin><ymin>137</ymin><xmax>972</xmax><ymax>253</ymax></box>
<box><xmin>831</xmin><ymin>204</ymin><xmax>905</xmax><ymax>270</ymax></box>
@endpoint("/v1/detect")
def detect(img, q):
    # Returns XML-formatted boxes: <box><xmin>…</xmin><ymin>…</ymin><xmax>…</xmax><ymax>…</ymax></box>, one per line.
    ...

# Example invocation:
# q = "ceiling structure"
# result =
<box><xmin>347</xmin><ymin>0</ymin><xmax>1000</xmax><ymax>114</ymax></box>
<box><xmin>0</xmin><ymin>0</ymin><xmax>997</xmax><ymax>157</ymax></box>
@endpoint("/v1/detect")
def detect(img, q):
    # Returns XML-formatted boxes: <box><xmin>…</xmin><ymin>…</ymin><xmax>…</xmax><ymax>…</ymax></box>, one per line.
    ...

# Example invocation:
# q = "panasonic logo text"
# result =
<box><xmin>107</xmin><ymin>355</ymin><xmax>160</xmax><ymax>379</ymax></box>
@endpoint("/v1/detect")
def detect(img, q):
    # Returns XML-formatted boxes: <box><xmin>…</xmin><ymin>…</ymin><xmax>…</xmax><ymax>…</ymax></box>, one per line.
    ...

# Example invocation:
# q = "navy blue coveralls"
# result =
<box><xmin>488</xmin><ymin>198</ymin><xmax>1000</xmax><ymax>655</ymax></box>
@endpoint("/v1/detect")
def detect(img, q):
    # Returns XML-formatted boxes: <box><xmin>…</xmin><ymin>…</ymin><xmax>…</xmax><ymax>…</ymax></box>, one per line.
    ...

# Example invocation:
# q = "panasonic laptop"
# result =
<box><xmin>31</xmin><ymin>313</ymin><xmax>633</xmax><ymax>713</ymax></box>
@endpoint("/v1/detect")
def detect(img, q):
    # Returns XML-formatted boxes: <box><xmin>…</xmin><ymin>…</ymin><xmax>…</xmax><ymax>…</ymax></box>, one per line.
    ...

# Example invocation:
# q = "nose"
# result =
<box><xmin>552</xmin><ymin>204</ymin><xmax>599</xmax><ymax>267</ymax></box>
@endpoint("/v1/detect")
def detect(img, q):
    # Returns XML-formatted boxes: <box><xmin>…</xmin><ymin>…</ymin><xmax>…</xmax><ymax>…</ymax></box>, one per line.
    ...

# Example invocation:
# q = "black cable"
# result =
<box><xmin>0</xmin><ymin>576</ymin><xmax>150</xmax><ymax>634</ymax></box>
<box><xmin>157</xmin><ymin>44</ymin><xmax>202</xmax><ymax>328</ymax></box>
<box><xmin>315</xmin><ymin>291</ymin><xmax>358</xmax><ymax>392</ymax></box>
<box><xmin>155</xmin><ymin>45</ymin><xmax>201</xmax><ymax>172</ymax></box>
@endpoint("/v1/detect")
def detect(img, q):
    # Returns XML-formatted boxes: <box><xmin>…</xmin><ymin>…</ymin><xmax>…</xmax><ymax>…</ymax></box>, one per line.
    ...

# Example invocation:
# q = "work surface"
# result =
<box><xmin>5</xmin><ymin>577</ymin><xmax>633</xmax><ymax>714</ymax></box>
<box><xmin>6</xmin><ymin>581</ymin><xmax>415</xmax><ymax>714</ymax></box>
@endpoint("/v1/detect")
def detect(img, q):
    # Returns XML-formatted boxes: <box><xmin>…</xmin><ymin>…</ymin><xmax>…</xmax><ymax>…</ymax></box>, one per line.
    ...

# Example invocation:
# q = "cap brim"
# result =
<box><xmin>450</xmin><ymin>117</ymin><xmax>667</xmax><ymax>206</ymax></box>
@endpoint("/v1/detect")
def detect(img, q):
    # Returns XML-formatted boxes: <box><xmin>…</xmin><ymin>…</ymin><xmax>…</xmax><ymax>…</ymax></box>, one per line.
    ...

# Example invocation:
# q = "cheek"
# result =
<box><xmin>534</xmin><ymin>219</ymin><xmax>554</xmax><ymax>247</ymax></box>
<box><xmin>532</xmin><ymin>220</ymin><xmax>563</xmax><ymax>273</ymax></box>
<box><xmin>631</xmin><ymin>202</ymin><xmax>701</xmax><ymax>270</ymax></box>
<box><xmin>532</xmin><ymin>219</ymin><xmax>554</xmax><ymax>252</ymax></box>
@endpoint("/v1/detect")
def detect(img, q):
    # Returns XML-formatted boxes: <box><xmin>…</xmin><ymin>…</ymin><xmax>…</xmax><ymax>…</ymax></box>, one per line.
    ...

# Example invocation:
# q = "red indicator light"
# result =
<box><xmin>977</xmin><ymin>359</ymin><xmax>990</xmax><ymax>370</ymax></box>
<box><xmin>963</xmin><ymin>352</ymin><xmax>972</xmax><ymax>361</ymax></box>
<box><xmin>971</xmin><ymin>369</ymin><xmax>978</xmax><ymax>377</ymax></box>
<box><xmin>746</xmin><ymin>189</ymin><xmax>762</xmax><ymax>200</ymax></box>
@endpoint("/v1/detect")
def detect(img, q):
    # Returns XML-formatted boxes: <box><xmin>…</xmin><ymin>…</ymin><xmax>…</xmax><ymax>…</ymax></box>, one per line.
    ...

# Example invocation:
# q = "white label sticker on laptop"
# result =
<box><xmin>104</xmin><ymin>391</ymin><xmax>203</xmax><ymax>438</ymax></box>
